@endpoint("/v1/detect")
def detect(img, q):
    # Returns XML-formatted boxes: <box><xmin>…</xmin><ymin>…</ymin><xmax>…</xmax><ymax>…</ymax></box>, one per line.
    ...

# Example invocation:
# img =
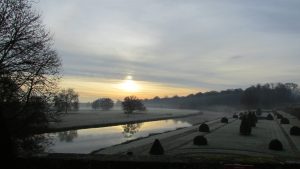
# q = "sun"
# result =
<box><xmin>119</xmin><ymin>75</ymin><xmax>140</xmax><ymax>92</ymax></box>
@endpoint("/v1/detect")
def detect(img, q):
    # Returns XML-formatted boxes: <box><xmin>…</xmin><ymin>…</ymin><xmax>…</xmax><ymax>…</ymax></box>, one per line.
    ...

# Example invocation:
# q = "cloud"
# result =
<box><xmin>34</xmin><ymin>0</ymin><xmax>300</xmax><ymax>100</ymax></box>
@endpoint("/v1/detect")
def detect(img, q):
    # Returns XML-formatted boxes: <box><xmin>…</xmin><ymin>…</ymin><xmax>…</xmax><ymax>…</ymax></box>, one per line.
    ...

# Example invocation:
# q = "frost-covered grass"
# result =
<box><xmin>179</xmin><ymin>118</ymin><xmax>297</xmax><ymax>158</ymax></box>
<box><xmin>93</xmin><ymin>110</ymin><xmax>299</xmax><ymax>158</ymax></box>
<box><xmin>277</xmin><ymin>111</ymin><xmax>300</xmax><ymax>152</ymax></box>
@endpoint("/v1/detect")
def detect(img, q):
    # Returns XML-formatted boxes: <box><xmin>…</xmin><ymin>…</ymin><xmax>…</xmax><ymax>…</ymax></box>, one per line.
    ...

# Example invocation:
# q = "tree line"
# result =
<box><xmin>91</xmin><ymin>96</ymin><xmax>146</xmax><ymax>113</ymax></box>
<box><xmin>143</xmin><ymin>83</ymin><xmax>300</xmax><ymax>109</ymax></box>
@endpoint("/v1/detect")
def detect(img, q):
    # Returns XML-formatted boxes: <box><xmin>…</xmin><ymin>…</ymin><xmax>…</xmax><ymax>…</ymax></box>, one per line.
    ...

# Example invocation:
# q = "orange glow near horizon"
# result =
<box><xmin>118</xmin><ymin>75</ymin><xmax>140</xmax><ymax>92</ymax></box>
<box><xmin>59</xmin><ymin>76</ymin><xmax>206</xmax><ymax>102</ymax></box>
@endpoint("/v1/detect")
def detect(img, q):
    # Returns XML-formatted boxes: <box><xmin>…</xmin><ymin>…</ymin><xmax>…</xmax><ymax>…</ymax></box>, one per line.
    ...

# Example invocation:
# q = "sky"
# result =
<box><xmin>34</xmin><ymin>0</ymin><xmax>300</xmax><ymax>102</ymax></box>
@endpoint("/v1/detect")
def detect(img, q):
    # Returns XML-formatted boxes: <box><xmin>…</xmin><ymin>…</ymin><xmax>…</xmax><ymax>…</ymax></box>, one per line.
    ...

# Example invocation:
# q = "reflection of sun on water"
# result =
<box><xmin>119</xmin><ymin>75</ymin><xmax>140</xmax><ymax>92</ymax></box>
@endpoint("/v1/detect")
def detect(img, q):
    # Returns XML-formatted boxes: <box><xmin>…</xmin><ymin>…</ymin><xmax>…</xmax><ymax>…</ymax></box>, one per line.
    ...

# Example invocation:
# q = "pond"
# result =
<box><xmin>45</xmin><ymin>119</ymin><xmax>192</xmax><ymax>154</ymax></box>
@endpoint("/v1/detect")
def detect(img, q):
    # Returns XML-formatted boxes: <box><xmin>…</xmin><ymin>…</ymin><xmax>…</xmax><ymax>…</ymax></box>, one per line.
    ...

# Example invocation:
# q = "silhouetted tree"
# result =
<box><xmin>240</xmin><ymin>114</ymin><xmax>252</xmax><ymax>135</ymax></box>
<box><xmin>241</xmin><ymin>86</ymin><xmax>260</xmax><ymax>108</ymax></box>
<box><xmin>53</xmin><ymin>88</ymin><xmax>78</xmax><ymax>113</ymax></box>
<box><xmin>256</xmin><ymin>108</ymin><xmax>262</xmax><ymax>116</ymax></box>
<box><xmin>143</xmin><ymin>83</ymin><xmax>300</xmax><ymax>109</ymax></box>
<box><xmin>0</xmin><ymin>0</ymin><xmax>61</xmax><ymax>157</ymax></box>
<box><xmin>92</xmin><ymin>98</ymin><xmax>114</xmax><ymax>110</ymax></box>
<box><xmin>122</xmin><ymin>96</ymin><xmax>146</xmax><ymax>114</ymax></box>
<box><xmin>248</xmin><ymin>112</ymin><xmax>257</xmax><ymax>127</ymax></box>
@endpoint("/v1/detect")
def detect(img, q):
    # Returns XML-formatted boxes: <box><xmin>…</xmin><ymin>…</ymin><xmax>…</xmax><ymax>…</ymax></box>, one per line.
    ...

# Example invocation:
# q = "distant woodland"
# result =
<box><xmin>143</xmin><ymin>83</ymin><xmax>300</xmax><ymax>110</ymax></box>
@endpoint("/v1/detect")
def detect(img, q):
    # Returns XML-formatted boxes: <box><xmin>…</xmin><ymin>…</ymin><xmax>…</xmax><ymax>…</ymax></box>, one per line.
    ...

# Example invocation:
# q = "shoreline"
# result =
<box><xmin>43</xmin><ymin>112</ymin><xmax>202</xmax><ymax>134</ymax></box>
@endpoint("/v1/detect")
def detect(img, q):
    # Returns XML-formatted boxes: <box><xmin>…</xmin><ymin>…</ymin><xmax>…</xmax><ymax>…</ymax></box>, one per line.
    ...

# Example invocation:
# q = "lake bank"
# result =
<box><xmin>46</xmin><ymin>108</ymin><xmax>224</xmax><ymax>133</ymax></box>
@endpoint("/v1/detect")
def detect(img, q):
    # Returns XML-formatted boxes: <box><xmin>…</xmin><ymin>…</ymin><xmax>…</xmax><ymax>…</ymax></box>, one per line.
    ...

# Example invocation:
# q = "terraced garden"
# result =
<box><xmin>95</xmin><ymin>111</ymin><xmax>300</xmax><ymax>160</ymax></box>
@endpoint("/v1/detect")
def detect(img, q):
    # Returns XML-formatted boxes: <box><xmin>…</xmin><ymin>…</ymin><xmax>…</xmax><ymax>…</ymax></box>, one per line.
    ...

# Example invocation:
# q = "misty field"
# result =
<box><xmin>95</xmin><ymin>111</ymin><xmax>300</xmax><ymax>159</ymax></box>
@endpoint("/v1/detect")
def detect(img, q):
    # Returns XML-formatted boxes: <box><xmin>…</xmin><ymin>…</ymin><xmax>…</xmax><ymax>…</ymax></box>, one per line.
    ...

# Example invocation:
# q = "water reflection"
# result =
<box><xmin>46</xmin><ymin>119</ymin><xmax>192</xmax><ymax>153</ymax></box>
<box><xmin>57</xmin><ymin>130</ymin><xmax>78</xmax><ymax>142</ymax></box>
<box><xmin>122</xmin><ymin>123</ymin><xmax>143</xmax><ymax>138</ymax></box>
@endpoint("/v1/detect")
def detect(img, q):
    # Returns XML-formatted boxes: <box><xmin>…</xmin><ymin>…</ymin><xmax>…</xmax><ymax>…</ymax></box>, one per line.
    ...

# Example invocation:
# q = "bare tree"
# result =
<box><xmin>92</xmin><ymin>98</ymin><xmax>114</xmax><ymax>110</ymax></box>
<box><xmin>0</xmin><ymin>0</ymin><xmax>61</xmax><ymax>156</ymax></box>
<box><xmin>122</xmin><ymin>96</ymin><xmax>146</xmax><ymax>114</ymax></box>
<box><xmin>54</xmin><ymin>88</ymin><xmax>79</xmax><ymax>113</ymax></box>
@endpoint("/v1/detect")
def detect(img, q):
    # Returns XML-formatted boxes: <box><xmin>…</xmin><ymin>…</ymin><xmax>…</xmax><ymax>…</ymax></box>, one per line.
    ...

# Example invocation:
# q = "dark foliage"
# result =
<box><xmin>143</xmin><ymin>83</ymin><xmax>299</xmax><ymax>109</ymax></box>
<box><xmin>239</xmin><ymin>113</ymin><xmax>244</xmax><ymax>120</ymax></box>
<box><xmin>280</xmin><ymin>118</ymin><xmax>290</xmax><ymax>124</ymax></box>
<box><xmin>0</xmin><ymin>0</ymin><xmax>61</xmax><ymax>156</ymax></box>
<box><xmin>285</xmin><ymin>107</ymin><xmax>300</xmax><ymax>120</ymax></box>
<box><xmin>149</xmin><ymin>139</ymin><xmax>164</xmax><ymax>155</ymax></box>
<box><xmin>266</xmin><ymin>114</ymin><xmax>274</xmax><ymax>120</ymax></box>
<box><xmin>256</xmin><ymin>108</ymin><xmax>262</xmax><ymax>116</ymax></box>
<box><xmin>53</xmin><ymin>89</ymin><xmax>79</xmax><ymax>113</ymax></box>
<box><xmin>276</xmin><ymin>113</ymin><xmax>283</xmax><ymax>119</ymax></box>
<box><xmin>241</xmin><ymin>83</ymin><xmax>298</xmax><ymax>108</ymax></box>
<box><xmin>193</xmin><ymin>135</ymin><xmax>208</xmax><ymax>145</ymax></box>
<box><xmin>126</xmin><ymin>151</ymin><xmax>133</xmax><ymax>155</ymax></box>
<box><xmin>221</xmin><ymin>117</ymin><xmax>228</xmax><ymax>123</ymax></box>
<box><xmin>122</xmin><ymin>96</ymin><xmax>146</xmax><ymax>114</ymax></box>
<box><xmin>240</xmin><ymin>115</ymin><xmax>252</xmax><ymax>135</ymax></box>
<box><xmin>269</xmin><ymin>139</ymin><xmax>283</xmax><ymax>151</ymax></box>
<box><xmin>290</xmin><ymin>126</ymin><xmax>300</xmax><ymax>136</ymax></box>
<box><xmin>92</xmin><ymin>98</ymin><xmax>114</xmax><ymax>110</ymax></box>
<box><xmin>248</xmin><ymin>112</ymin><xmax>257</xmax><ymax>127</ymax></box>
<box><xmin>233</xmin><ymin>114</ymin><xmax>238</xmax><ymax>118</ymax></box>
<box><xmin>199</xmin><ymin>123</ymin><xmax>209</xmax><ymax>132</ymax></box>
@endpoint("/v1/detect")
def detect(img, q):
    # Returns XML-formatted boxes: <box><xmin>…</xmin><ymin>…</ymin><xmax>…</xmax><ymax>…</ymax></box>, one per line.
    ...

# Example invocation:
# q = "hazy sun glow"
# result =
<box><xmin>120</xmin><ymin>76</ymin><xmax>140</xmax><ymax>92</ymax></box>
<box><xmin>60</xmin><ymin>76</ymin><xmax>204</xmax><ymax>102</ymax></box>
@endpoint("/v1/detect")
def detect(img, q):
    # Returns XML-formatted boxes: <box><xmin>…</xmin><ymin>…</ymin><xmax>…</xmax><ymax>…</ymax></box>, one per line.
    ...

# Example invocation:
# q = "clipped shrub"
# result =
<box><xmin>254</xmin><ymin>112</ymin><xmax>258</xmax><ymax>123</ymax></box>
<box><xmin>248</xmin><ymin>112</ymin><xmax>257</xmax><ymax>127</ymax></box>
<box><xmin>233</xmin><ymin>114</ymin><xmax>238</xmax><ymax>119</ymax></box>
<box><xmin>266</xmin><ymin>114</ymin><xmax>274</xmax><ymax>120</ymax></box>
<box><xmin>199</xmin><ymin>123</ymin><xmax>210</xmax><ymax>132</ymax></box>
<box><xmin>221</xmin><ymin>117</ymin><xmax>228</xmax><ymax>123</ymax></box>
<box><xmin>126</xmin><ymin>151</ymin><xmax>133</xmax><ymax>155</ymax></box>
<box><xmin>240</xmin><ymin>116</ymin><xmax>252</xmax><ymax>135</ymax></box>
<box><xmin>149</xmin><ymin>139</ymin><xmax>164</xmax><ymax>155</ymax></box>
<box><xmin>290</xmin><ymin>126</ymin><xmax>300</xmax><ymax>136</ymax></box>
<box><xmin>281</xmin><ymin>118</ymin><xmax>290</xmax><ymax>124</ymax></box>
<box><xmin>193</xmin><ymin>135</ymin><xmax>208</xmax><ymax>145</ymax></box>
<box><xmin>269</xmin><ymin>139</ymin><xmax>283</xmax><ymax>151</ymax></box>
<box><xmin>256</xmin><ymin>108</ymin><xmax>262</xmax><ymax>116</ymax></box>
<box><xmin>276</xmin><ymin>114</ymin><xmax>283</xmax><ymax>119</ymax></box>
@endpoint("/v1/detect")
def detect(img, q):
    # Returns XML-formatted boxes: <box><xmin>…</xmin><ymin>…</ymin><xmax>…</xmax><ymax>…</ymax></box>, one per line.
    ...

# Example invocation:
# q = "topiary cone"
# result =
<box><xmin>281</xmin><ymin>118</ymin><xmax>290</xmax><ymax>124</ymax></box>
<box><xmin>290</xmin><ymin>126</ymin><xmax>300</xmax><ymax>136</ymax></box>
<box><xmin>199</xmin><ymin>123</ymin><xmax>209</xmax><ymax>132</ymax></box>
<box><xmin>149</xmin><ymin>139</ymin><xmax>164</xmax><ymax>155</ymax></box>
<box><xmin>269</xmin><ymin>139</ymin><xmax>283</xmax><ymax>151</ymax></box>
<box><xmin>221</xmin><ymin>117</ymin><xmax>228</xmax><ymax>123</ymax></box>
<box><xmin>193</xmin><ymin>135</ymin><xmax>208</xmax><ymax>145</ymax></box>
